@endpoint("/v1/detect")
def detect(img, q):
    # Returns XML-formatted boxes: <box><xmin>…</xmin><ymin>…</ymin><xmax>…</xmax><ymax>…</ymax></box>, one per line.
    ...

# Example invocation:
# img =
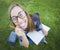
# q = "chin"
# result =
<box><xmin>21</xmin><ymin>26</ymin><xmax>27</xmax><ymax>30</ymax></box>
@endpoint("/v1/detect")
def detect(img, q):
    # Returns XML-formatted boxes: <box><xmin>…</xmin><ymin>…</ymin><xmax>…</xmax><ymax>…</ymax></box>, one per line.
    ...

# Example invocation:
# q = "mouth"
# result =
<box><xmin>18</xmin><ymin>19</ymin><xmax>27</xmax><ymax>29</ymax></box>
<box><xmin>20</xmin><ymin>21</ymin><xmax>26</xmax><ymax>27</ymax></box>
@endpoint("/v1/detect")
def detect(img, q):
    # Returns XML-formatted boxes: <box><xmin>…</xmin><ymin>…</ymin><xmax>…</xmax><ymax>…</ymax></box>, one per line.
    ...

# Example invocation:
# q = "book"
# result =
<box><xmin>27</xmin><ymin>30</ymin><xmax>45</xmax><ymax>45</ymax></box>
<box><xmin>27</xmin><ymin>24</ymin><xmax>50</xmax><ymax>45</ymax></box>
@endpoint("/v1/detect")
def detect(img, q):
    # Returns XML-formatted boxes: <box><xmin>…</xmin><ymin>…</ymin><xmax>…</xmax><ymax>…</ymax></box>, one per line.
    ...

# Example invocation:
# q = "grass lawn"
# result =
<box><xmin>0</xmin><ymin>0</ymin><xmax>60</xmax><ymax>50</ymax></box>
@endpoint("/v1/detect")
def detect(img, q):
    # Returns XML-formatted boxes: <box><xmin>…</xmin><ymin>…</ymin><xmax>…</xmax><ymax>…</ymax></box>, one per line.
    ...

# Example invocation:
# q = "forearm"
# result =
<box><xmin>42</xmin><ymin>26</ymin><xmax>48</xmax><ymax>36</ymax></box>
<box><xmin>42</xmin><ymin>26</ymin><xmax>45</xmax><ymax>34</ymax></box>
<box><xmin>15</xmin><ymin>27</ymin><xmax>29</xmax><ymax>47</ymax></box>
<box><xmin>22</xmin><ymin>35</ymin><xmax>29</xmax><ymax>48</ymax></box>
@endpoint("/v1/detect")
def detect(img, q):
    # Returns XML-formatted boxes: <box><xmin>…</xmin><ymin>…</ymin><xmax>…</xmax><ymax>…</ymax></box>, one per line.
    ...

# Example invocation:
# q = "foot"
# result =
<box><xmin>44</xmin><ymin>40</ymin><xmax>48</xmax><ymax>44</ymax></box>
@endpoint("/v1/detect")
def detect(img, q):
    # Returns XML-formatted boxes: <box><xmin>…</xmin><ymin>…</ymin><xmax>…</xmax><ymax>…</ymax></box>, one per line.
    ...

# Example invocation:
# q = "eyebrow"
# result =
<box><xmin>11</xmin><ymin>10</ymin><xmax>26</xmax><ymax>18</ymax></box>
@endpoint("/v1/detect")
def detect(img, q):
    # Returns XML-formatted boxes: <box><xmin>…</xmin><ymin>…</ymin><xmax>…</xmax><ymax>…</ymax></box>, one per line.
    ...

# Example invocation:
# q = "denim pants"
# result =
<box><xmin>7</xmin><ymin>30</ymin><xmax>46</xmax><ymax>46</ymax></box>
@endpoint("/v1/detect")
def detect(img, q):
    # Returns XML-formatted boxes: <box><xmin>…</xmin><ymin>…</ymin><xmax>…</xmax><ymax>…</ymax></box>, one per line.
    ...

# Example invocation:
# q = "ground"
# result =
<box><xmin>0</xmin><ymin>0</ymin><xmax>60</xmax><ymax>50</ymax></box>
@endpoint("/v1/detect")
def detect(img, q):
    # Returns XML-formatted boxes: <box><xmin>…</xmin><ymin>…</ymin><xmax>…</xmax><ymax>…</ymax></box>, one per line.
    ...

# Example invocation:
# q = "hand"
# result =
<box><xmin>42</xmin><ymin>26</ymin><xmax>48</xmax><ymax>36</ymax></box>
<box><xmin>15</xmin><ymin>27</ymin><xmax>29</xmax><ymax>47</ymax></box>
<box><xmin>42</xmin><ymin>30</ymin><xmax>48</xmax><ymax>36</ymax></box>
<box><xmin>15</xmin><ymin>27</ymin><xmax>25</xmax><ymax>37</ymax></box>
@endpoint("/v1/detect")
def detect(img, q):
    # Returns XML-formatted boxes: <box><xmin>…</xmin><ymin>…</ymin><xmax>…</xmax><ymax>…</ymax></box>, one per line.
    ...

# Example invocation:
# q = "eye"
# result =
<box><xmin>18</xmin><ymin>11</ymin><xmax>26</xmax><ymax>19</ymax></box>
<box><xmin>11</xmin><ymin>16</ymin><xmax>18</xmax><ymax>23</ymax></box>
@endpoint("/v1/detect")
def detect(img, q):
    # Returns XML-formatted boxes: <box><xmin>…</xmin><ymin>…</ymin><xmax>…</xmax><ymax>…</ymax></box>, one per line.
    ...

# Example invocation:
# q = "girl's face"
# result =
<box><xmin>11</xmin><ymin>6</ymin><xmax>28</xmax><ymax>29</ymax></box>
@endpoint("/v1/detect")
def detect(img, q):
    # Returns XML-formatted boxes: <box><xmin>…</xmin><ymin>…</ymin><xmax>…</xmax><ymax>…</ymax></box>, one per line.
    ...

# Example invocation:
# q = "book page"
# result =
<box><xmin>27</xmin><ymin>30</ymin><xmax>45</xmax><ymax>45</ymax></box>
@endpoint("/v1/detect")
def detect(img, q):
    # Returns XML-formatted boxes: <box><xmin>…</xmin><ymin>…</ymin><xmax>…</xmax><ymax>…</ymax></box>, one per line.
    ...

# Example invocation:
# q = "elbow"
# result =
<box><xmin>25</xmin><ymin>41</ymin><xmax>29</xmax><ymax>48</ymax></box>
<box><xmin>26</xmin><ymin>42</ymin><xmax>29</xmax><ymax>48</ymax></box>
<box><xmin>22</xmin><ymin>40</ymin><xmax>29</xmax><ymax>48</ymax></box>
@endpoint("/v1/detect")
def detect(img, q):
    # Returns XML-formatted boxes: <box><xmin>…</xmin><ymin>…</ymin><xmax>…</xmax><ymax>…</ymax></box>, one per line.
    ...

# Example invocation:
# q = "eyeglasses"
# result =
<box><xmin>11</xmin><ymin>11</ymin><xmax>26</xmax><ymax>23</ymax></box>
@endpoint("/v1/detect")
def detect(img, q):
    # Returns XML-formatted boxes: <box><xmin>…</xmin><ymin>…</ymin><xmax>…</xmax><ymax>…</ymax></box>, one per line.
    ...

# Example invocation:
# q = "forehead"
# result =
<box><xmin>11</xmin><ymin>6</ymin><xmax>23</xmax><ymax>17</ymax></box>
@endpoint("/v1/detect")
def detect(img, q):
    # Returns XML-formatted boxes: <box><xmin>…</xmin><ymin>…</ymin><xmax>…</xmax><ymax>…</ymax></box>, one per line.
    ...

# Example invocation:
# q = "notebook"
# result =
<box><xmin>27</xmin><ymin>30</ymin><xmax>45</xmax><ymax>45</ymax></box>
<box><xmin>27</xmin><ymin>24</ymin><xmax>50</xmax><ymax>45</ymax></box>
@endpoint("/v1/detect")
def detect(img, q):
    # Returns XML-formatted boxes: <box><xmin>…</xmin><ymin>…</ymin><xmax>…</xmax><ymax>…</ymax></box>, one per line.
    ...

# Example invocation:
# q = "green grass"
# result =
<box><xmin>0</xmin><ymin>0</ymin><xmax>60</xmax><ymax>50</ymax></box>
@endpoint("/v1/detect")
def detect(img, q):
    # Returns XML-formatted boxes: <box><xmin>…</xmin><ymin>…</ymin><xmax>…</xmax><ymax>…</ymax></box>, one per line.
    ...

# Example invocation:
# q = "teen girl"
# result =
<box><xmin>8</xmin><ymin>3</ymin><xmax>48</xmax><ymax>48</ymax></box>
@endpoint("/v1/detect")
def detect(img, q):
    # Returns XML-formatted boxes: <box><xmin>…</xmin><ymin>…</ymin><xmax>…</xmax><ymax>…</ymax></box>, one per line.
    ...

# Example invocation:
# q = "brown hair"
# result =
<box><xmin>8</xmin><ymin>3</ymin><xmax>35</xmax><ymax>31</ymax></box>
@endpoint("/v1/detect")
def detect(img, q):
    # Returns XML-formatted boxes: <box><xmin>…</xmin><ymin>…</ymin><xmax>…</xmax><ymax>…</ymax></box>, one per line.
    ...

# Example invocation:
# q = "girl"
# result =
<box><xmin>8</xmin><ymin>3</ymin><xmax>48</xmax><ymax>48</ymax></box>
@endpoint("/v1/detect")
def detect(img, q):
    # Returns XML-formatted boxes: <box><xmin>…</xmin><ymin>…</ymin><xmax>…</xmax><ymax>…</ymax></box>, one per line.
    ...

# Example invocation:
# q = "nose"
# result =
<box><xmin>18</xmin><ymin>17</ymin><xmax>25</xmax><ymax>24</ymax></box>
<box><xmin>18</xmin><ymin>17</ymin><xmax>21</xmax><ymax>22</ymax></box>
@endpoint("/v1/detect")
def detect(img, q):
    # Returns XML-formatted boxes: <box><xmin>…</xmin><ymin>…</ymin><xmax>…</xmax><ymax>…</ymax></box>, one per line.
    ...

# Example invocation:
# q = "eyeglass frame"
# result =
<box><xmin>10</xmin><ymin>11</ymin><xmax>27</xmax><ymax>23</ymax></box>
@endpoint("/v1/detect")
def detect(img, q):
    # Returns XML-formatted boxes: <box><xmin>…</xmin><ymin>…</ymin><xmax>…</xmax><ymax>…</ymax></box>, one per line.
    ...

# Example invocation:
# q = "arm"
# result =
<box><xmin>36</xmin><ymin>23</ymin><xmax>48</xmax><ymax>36</ymax></box>
<box><xmin>15</xmin><ymin>27</ymin><xmax>29</xmax><ymax>47</ymax></box>
<box><xmin>42</xmin><ymin>26</ymin><xmax>48</xmax><ymax>36</ymax></box>
<box><xmin>22</xmin><ymin>34</ymin><xmax>29</xmax><ymax>48</ymax></box>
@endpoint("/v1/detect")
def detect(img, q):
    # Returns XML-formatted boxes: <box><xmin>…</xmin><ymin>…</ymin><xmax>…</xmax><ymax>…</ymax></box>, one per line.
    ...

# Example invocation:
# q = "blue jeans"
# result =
<box><xmin>7</xmin><ymin>30</ymin><xmax>17</xmax><ymax>46</ymax></box>
<box><xmin>7</xmin><ymin>30</ymin><xmax>46</xmax><ymax>46</ymax></box>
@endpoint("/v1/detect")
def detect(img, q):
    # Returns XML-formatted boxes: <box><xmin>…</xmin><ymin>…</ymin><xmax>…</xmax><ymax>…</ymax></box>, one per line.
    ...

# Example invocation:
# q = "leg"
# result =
<box><xmin>19</xmin><ymin>36</ymin><xmax>22</xmax><ymax>46</ymax></box>
<box><xmin>41</xmin><ymin>37</ymin><xmax>47</xmax><ymax>44</ymax></box>
<box><xmin>7</xmin><ymin>30</ymin><xmax>17</xmax><ymax>46</ymax></box>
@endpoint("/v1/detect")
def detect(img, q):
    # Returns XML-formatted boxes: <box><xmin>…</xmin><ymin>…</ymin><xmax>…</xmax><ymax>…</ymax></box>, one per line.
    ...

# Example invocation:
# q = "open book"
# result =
<box><xmin>27</xmin><ymin>24</ymin><xmax>50</xmax><ymax>45</ymax></box>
